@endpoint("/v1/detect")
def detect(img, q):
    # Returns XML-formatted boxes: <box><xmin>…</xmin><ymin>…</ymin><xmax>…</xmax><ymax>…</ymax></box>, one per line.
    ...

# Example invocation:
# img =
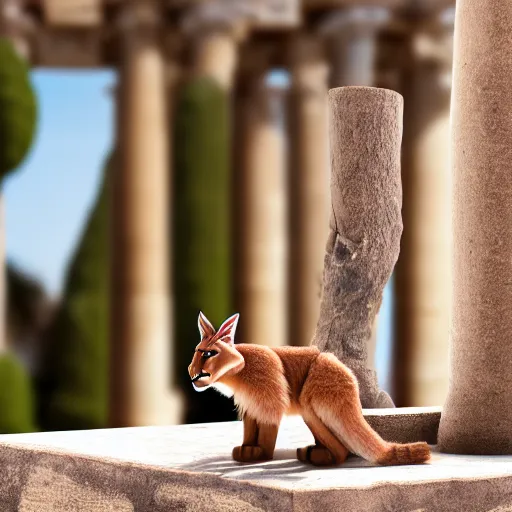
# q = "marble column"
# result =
<box><xmin>110</xmin><ymin>2</ymin><xmax>177</xmax><ymax>427</ymax></box>
<box><xmin>287</xmin><ymin>34</ymin><xmax>330</xmax><ymax>347</ymax></box>
<box><xmin>438</xmin><ymin>0</ymin><xmax>512</xmax><ymax>454</ymax></box>
<box><xmin>321</xmin><ymin>6</ymin><xmax>390</xmax><ymax>87</ymax></box>
<box><xmin>393</xmin><ymin>10</ymin><xmax>454</xmax><ymax>407</ymax></box>
<box><xmin>234</xmin><ymin>54</ymin><xmax>287</xmax><ymax>348</ymax></box>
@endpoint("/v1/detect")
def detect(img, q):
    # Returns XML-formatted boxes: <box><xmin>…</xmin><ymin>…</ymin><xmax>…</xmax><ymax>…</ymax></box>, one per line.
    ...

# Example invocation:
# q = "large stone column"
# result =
<box><xmin>234</xmin><ymin>51</ymin><xmax>287</xmax><ymax>348</ymax></box>
<box><xmin>392</xmin><ymin>11</ymin><xmax>454</xmax><ymax>407</ymax></box>
<box><xmin>322</xmin><ymin>6</ymin><xmax>390</xmax><ymax>87</ymax></box>
<box><xmin>287</xmin><ymin>34</ymin><xmax>330</xmax><ymax>347</ymax></box>
<box><xmin>313</xmin><ymin>87</ymin><xmax>403</xmax><ymax>409</ymax></box>
<box><xmin>438</xmin><ymin>0</ymin><xmax>512</xmax><ymax>454</ymax></box>
<box><xmin>321</xmin><ymin>6</ymin><xmax>390</xmax><ymax>374</ymax></box>
<box><xmin>110</xmin><ymin>1</ymin><xmax>176</xmax><ymax>427</ymax></box>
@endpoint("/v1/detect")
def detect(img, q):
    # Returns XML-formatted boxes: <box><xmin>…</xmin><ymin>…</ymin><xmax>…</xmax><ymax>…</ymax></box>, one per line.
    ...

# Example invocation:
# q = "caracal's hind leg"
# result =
<box><xmin>232</xmin><ymin>415</ymin><xmax>279</xmax><ymax>463</ymax></box>
<box><xmin>297</xmin><ymin>411</ymin><xmax>350</xmax><ymax>466</ymax></box>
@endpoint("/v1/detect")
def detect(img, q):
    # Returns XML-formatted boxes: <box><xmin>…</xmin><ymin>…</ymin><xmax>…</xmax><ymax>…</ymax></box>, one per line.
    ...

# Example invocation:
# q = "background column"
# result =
<box><xmin>110</xmin><ymin>1</ymin><xmax>174</xmax><ymax>427</ymax></box>
<box><xmin>392</xmin><ymin>9</ymin><xmax>454</xmax><ymax>406</ymax></box>
<box><xmin>321</xmin><ymin>6</ymin><xmax>390</xmax><ymax>87</ymax></box>
<box><xmin>287</xmin><ymin>34</ymin><xmax>330</xmax><ymax>347</ymax></box>
<box><xmin>234</xmin><ymin>48</ymin><xmax>287</xmax><ymax>347</ymax></box>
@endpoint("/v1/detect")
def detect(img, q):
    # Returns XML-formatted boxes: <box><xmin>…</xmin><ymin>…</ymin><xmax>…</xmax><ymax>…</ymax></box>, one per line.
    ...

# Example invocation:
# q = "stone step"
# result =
<box><xmin>1</xmin><ymin>408</ymin><xmax>511</xmax><ymax>512</ymax></box>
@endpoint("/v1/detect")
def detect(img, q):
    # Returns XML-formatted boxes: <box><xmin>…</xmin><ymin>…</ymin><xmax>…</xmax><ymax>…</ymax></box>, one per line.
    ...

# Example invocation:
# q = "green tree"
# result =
<box><xmin>0</xmin><ymin>37</ymin><xmax>38</xmax><ymax>433</ymax></box>
<box><xmin>0</xmin><ymin>38</ymin><xmax>37</xmax><ymax>178</ymax></box>
<box><xmin>38</xmin><ymin>155</ymin><xmax>111</xmax><ymax>431</ymax></box>
<box><xmin>173</xmin><ymin>77</ymin><xmax>236</xmax><ymax>423</ymax></box>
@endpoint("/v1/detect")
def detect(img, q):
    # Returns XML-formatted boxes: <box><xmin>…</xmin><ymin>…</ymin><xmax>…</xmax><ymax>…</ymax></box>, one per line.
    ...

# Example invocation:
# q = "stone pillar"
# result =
<box><xmin>110</xmin><ymin>1</ymin><xmax>176</xmax><ymax>427</ymax></box>
<box><xmin>287</xmin><ymin>34</ymin><xmax>330</xmax><ymax>347</ymax></box>
<box><xmin>321</xmin><ymin>6</ymin><xmax>390</xmax><ymax>87</ymax></box>
<box><xmin>313</xmin><ymin>87</ymin><xmax>403</xmax><ymax>409</ymax></box>
<box><xmin>321</xmin><ymin>6</ymin><xmax>390</xmax><ymax>373</ymax></box>
<box><xmin>438</xmin><ymin>0</ymin><xmax>512</xmax><ymax>454</ymax></box>
<box><xmin>392</xmin><ymin>11</ymin><xmax>454</xmax><ymax>407</ymax></box>
<box><xmin>234</xmin><ymin>53</ymin><xmax>287</xmax><ymax>348</ymax></box>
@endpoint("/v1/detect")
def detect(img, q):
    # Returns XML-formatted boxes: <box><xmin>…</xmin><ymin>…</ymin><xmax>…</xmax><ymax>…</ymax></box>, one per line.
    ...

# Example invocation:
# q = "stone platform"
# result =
<box><xmin>1</xmin><ymin>411</ymin><xmax>512</xmax><ymax>511</ymax></box>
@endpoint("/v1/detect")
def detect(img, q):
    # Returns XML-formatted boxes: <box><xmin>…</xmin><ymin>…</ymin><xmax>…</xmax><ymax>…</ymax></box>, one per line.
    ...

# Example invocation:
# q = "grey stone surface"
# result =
<box><xmin>313</xmin><ymin>87</ymin><xmax>403</xmax><ymax>409</ymax></box>
<box><xmin>0</xmin><ymin>413</ymin><xmax>511</xmax><ymax>511</ymax></box>
<box><xmin>437</xmin><ymin>0</ymin><xmax>512</xmax><ymax>455</ymax></box>
<box><xmin>365</xmin><ymin>405</ymin><xmax>441</xmax><ymax>444</ymax></box>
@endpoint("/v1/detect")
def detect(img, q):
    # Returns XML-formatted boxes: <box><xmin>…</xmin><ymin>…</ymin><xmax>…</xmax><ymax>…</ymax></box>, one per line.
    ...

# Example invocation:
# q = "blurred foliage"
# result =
<box><xmin>0</xmin><ymin>38</ymin><xmax>39</xmax><ymax>434</ymax></box>
<box><xmin>0</xmin><ymin>352</ymin><xmax>36</xmax><ymax>433</ymax></box>
<box><xmin>173</xmin><ymin>77</ymin><xmax>236</xmax><ymax>423</ymax></box>
<box><xmin>7</xmin><ymin>261</ymin><xmax>51</xmax><ymax>344</ymax></box>
<box><xmin>0</xmin><ymin>38</ymin><xmax>37</xmax><ymax>179</ymax></box>
<box><xmin>37</xmin><ymin>154</ymin><xmax>111</xmax><ymax>431</ymax></box>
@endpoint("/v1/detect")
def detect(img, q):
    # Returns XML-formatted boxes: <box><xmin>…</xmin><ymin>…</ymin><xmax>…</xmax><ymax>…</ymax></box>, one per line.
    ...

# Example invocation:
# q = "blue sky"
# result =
<box><xmin>4</xmin><ymin>69</ymin><xmax>116</xmax><ymax>297</ymax></box>
<box><xmin>4</xmin><ymin>69</ymin><xmax>393</xmax><ymax>391</ymax></box>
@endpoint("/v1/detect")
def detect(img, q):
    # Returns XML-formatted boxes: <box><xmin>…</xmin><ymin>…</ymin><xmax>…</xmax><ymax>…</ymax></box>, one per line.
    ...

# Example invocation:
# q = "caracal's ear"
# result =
<box><xmin>216</xmin><ymin>313</ymin><xmax>240</xmax><ymax>346</ymax></box>
<box><xmin>198</xmin><ymin>311</ymin><xmax>216</xmax><ymax>339</ymax></box>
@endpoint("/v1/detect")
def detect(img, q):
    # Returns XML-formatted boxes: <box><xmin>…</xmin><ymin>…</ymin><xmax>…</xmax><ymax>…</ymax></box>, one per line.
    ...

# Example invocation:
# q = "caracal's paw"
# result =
<box><xmin>297</xmin><ymin>445</ymin><xmax>337</xmax><ymax>466</ymax></box>
<box><xmin>232</xmin><ymin>445</ymin><xmax>271</xmax><ymax>463</ymax></box>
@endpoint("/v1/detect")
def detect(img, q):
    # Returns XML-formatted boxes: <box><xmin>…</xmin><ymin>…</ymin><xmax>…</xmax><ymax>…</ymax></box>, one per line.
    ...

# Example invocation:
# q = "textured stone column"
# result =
<box><xmin>234</xmin><ymin>56</ymin><xmax>287</xmax><ymax>348</ymax></box>
<box><xmin>287</xmin><ymin>34</ymin><xmax>330</xmax><ymax>347</ymax></box>
<box><xmin>313</xmin><ymin>87</ymin><xmax>403</xmax><ymax>409</ymax></box>
<box><xmin>392</xmin><ymin>11</ymin><xmax>454</xmax><ymax>407</ymax></box>
<box><xmin>322</xmin><ymin>6</ymin><xmax>390</xmax><ymax>87</ymax></box>
<box><xmin>438</xmin><ymin>0</ymin><xmax>512</xmax><ymax>454</ymax></box>
<box><xmin>110</xmin><ymin>2</ymin><xmax>175</xmax><ymax>427</ymax></box>
<box><xmin>321</xmin><ymin>7</ymin><xmax>390</xmax><ymax>376</ymax></box>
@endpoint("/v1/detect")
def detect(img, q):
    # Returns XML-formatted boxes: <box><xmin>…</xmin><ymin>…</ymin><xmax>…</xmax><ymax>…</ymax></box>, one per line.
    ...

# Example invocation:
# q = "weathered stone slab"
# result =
<box><xmin>44</xmin><ymin>0</ymin><xmax>102</xmax><ymax>27</ymax></box>
<box><xmin>0</xmin><ymin>413</ymin><xmax>511</xmax><ymax>511</ymax></box>
<box><xmin>365</xmin><ymin>405</ymin><xmax>441</xmax><ymax>444</ymax></box>
<box><xmin>181</xmin><ymin>0</ymin><xmax>300</xmax><ymax>31</ymax></box>
<box><xmin>34</xmin><ymin>29</ymin><xmax>102</xmax><ymax>68</ymax></box>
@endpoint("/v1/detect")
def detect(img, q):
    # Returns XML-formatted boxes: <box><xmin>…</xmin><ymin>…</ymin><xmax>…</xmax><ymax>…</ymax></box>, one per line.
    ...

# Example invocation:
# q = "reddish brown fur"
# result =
<box><xmin>189</xmin><ymin>313</ymin><xmax>431</xmax><ymax>467</ymax></box>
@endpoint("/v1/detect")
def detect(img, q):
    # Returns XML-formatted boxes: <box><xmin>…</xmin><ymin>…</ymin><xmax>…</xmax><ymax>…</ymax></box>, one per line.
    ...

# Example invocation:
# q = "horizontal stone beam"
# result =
<box><xmin>181</xmin><ymin>0</ymin><xmax>300</xmax><ymax>32</ymax></box>
<box><xmin>44</xmin><ymin>0</ymin><xmax>102</xmax><ymax>27</ymax></box>
<box><xmin>1</xmin><ymin>412</ymin><xmax>511</xmax><ymax>512</ymax></box>
<box><xmin>33</xmin><ymin>28</ymin><xmax>102</xmax><ymax>67</ymax></box>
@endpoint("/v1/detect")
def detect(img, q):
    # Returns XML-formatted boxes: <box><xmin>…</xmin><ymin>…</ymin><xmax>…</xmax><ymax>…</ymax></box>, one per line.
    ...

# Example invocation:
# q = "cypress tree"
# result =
<box><xmin>0</xmin><ymin>38</ymin><xmax>37</xmax><ymax>178</ymax></box>
<box><xmin>173</xmin><ymin>77</ymin><xmax>236</xmax><ymax>423</ymax></box>
<box><xmin>38</xmin><ymin>155</ymin><xmax>111</xmax><ymax>430</ymax></box>
<box><xmin>0</xmin><ymin>37</ymin><xmax>38</xmax><ymax>433</ymax></box>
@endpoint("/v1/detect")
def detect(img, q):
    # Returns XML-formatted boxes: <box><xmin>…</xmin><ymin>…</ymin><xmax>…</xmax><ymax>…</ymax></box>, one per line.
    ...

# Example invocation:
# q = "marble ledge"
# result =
<box><xmin>1</xmin><ymin>410</ymin><xmax>511</xmax><ymax>512</ymax></box>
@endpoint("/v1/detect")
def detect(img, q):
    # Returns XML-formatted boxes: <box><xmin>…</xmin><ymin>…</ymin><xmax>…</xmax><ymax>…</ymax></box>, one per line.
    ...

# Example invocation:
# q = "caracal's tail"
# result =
<box><xmin>308</xmin><ymin>353</ymin><xmax>431</xmax><ymax>466</ymax></box>
<box><xmin>314</xmin><ymin>399</ymin><xmax>430</xmax><ymax>465</ymax></box>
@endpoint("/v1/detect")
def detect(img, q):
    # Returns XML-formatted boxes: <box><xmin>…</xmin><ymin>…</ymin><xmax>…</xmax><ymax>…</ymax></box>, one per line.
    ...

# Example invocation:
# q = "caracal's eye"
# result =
<box><xmin>202</xmin><ymin>350</ymin><xmax>218</xmax><ymax>359</ymax></box>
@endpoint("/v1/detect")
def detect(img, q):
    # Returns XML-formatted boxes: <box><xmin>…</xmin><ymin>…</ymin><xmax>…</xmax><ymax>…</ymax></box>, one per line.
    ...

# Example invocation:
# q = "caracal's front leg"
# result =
<box><xmin>232</xmin><ymin>415</ymin><xmax>279</xmax><ymax>463</ymax></box>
